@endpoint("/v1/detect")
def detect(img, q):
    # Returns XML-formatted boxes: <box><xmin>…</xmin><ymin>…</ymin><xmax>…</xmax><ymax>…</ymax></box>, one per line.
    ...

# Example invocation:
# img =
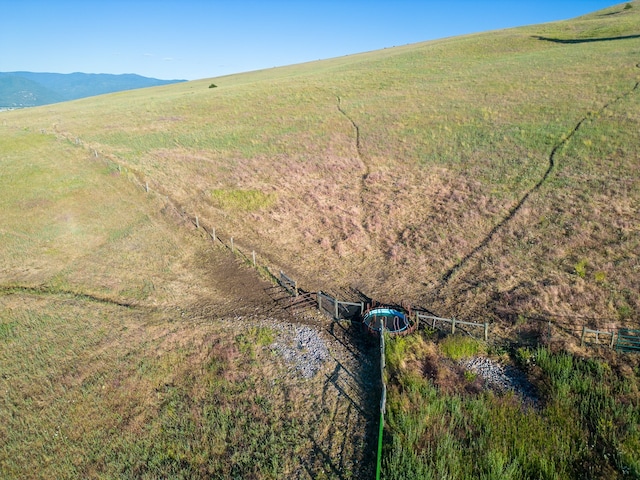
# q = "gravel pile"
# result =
<box><xmin>270</xmin><ymin>324</ymin><xmax>330</xmax><ymax>378</ymax></box>
<box><xmin>461</xmin><ymin>357</ymin><xmax>539</xmax><ymax>406</ymax></box>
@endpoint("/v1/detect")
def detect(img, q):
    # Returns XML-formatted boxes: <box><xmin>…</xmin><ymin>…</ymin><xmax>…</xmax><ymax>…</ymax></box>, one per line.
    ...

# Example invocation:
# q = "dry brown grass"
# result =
<box><xmin>2</xmin><ymin>5</ymin><xmax>640</xmax><ymax>476</ymax></box>
<box><xmin>23</xmin><ymin>19</ymin><xmax>633</xmax><ymax>344</ymax></box>
<box><xmin>0</xmin><ymin>122</ymin><xmax>379</xmax><ymax>478</ymax></box>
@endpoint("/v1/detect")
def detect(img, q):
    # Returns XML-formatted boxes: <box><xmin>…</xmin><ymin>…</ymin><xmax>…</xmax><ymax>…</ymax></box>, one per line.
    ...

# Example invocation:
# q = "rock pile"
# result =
<box><xmin>271</xmin><ymin>324</ymin><xmax>330</xmax><ymax>378</ymax></box>
<box><xmin>461</xmin><ymin>357</ymin><xmax>539</xmax><ymax>406</ymax></box>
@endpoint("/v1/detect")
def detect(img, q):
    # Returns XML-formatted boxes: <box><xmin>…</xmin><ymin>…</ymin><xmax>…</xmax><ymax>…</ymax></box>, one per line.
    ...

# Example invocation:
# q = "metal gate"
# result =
<box><xmin>616</xmin><ymin>329</ymin><xmax>640</xmax><ymax>353</ymax></box>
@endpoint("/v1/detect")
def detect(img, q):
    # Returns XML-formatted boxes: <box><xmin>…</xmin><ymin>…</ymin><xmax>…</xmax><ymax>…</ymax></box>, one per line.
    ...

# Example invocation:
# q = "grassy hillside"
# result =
<box><xmin>0</xmin><ymin>108</ymin><xmax>376</xmax><ymax>478</ymax></box>
<box><xmin>6</xmin><ymin>2</ymin><xmax>637</xmax><ymax>334</ymax></box>
<box><xmin>1</xmin><ymin>2</ymin><xmax>639</xmax><ymax>478</ymax></box>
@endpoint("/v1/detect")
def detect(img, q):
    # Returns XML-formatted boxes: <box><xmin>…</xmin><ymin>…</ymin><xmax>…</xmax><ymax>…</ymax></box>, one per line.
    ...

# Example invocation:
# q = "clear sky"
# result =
<box><xmin>2</xmin><ymin>0</ymin><xmax>623</xmax><ymax>81</ymax></box>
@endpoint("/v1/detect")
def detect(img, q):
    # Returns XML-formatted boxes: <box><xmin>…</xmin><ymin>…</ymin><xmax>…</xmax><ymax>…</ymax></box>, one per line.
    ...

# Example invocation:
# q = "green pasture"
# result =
<box><xmin>383</xmin><ymin>338</ymin><xmax>640</xmax><ymax>480</ymax></box>
<box><xmin>1</xmin><ymin>2</ymin><xmax>639</xmax><ymax>478</ymax></box>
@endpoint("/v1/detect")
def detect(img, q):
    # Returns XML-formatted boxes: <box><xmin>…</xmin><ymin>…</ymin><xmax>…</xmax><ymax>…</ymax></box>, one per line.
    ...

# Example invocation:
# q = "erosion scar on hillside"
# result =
<box><xmin>0</xmin><ymin>284</ymin><xmax>138</xmax><ymax>309</ymax></box>
<box><xmin>336</xmin><ymin>96</ymin><xmax>365</xmax><ymax>169</ymax></box>
<box><xmin>438</xmin><ymin>71</ymin><xmax>640</xmax><ymax>288</ymax></box>
<box><xmin>335</xmin><ymin>95</ymin><xmax>373</xmax><ymax>241</ymax></box>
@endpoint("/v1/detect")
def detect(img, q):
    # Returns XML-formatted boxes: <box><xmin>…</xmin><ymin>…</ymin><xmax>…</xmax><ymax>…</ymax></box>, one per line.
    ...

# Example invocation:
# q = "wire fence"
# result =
<box><xmin>317</xmin><ymin>291</ymin><xmax>364</xmax><ymax>321</ymax></box>
<box><xmin>582</xmin><ymin>326</ymin><xmax>640</xmax><ymax>353</ymax></box>
<box><xmin>376</xmin><ymin>332</ymin><xmax>386</xmax><ymax>480</ymax></box>
<box><xmin>416</xmin><ymin>313</ymin><xmax>490</xmax><ymax>341</ymax></box>
<box><xmin>60</xmin><ymin>131</ymin><xmax>637</xmax><ymax>352</ymax></box>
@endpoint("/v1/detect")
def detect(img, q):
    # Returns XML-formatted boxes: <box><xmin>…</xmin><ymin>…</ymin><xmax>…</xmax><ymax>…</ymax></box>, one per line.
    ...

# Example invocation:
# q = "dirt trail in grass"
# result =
<box><xmin>0</xmin><ymin>284</ymin><xmax>138</xmax><ymax>309</ymax></box>
<box><xmin>336</xmin><ymin>96</ymin><xmax>370</xmax><ymax>181</ymax></box>
<box><xmin>336</xmin><ymin>96</ymin><xmax>374</xmax><ymax>245</ymax></box>
<box><xmin>437</xmin><ymin>70</ymin><xmax>640</xmax><ymax>290</ymax></box>
<box><xmin>191</xmin><ymin>251</ymin><xmax>380</xmax><ymax>478</ymax></box>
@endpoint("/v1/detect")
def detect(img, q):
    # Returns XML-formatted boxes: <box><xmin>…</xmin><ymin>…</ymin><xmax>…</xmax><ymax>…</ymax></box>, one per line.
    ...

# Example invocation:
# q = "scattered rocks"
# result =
<box><xmin>461</xmin><ymin>357</ymin><xmax>539</xmax><ymax>406</ymax></box>
<box><xmin>230</xmin><ymin>314</ymin><xmax>332</xmax><ymax>378</ymax></box>
<box><xmin>270</xmin><ymin>323</ymin><xmax>330</xmax><ymax>378</ymax></box>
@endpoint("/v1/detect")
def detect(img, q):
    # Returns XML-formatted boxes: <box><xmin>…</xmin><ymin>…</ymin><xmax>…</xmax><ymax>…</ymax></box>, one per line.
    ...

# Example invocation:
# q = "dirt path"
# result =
<box><xmin>438</xmin><ymin>68</ymin><xmax>640</xmax><ymax>288</ymax></box>
<box><xmin>336</xmin><ymin>95</ymin><xmax>375</xmax><ymax>248</ymax></box>
<box><xmin>190</xmin><ymin>249</ymin><xmax>380</xmax><ymax>479</ymax></box>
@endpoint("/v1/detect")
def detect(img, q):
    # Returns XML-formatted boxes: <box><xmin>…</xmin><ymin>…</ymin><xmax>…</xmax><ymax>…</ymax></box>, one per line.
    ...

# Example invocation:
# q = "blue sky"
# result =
<box><xmin>2</xmin><ymin>0</ymin><xmax>623</xmax><ymax>80</ymax></box>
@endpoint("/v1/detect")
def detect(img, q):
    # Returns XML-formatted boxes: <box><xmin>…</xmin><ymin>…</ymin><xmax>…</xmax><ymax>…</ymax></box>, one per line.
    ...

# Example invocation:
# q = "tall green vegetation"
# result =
<box><xmin>383</xmin><ymin>343</ymin><xmax>640</xmax><ymax>479</ymax></box>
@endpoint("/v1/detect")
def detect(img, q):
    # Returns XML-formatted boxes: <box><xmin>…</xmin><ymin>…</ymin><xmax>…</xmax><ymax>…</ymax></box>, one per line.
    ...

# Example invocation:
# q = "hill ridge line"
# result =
<box><xmin>438</xmin><ymin>68</ymin><xmax>640</xmax><ymax>288</ymax></box>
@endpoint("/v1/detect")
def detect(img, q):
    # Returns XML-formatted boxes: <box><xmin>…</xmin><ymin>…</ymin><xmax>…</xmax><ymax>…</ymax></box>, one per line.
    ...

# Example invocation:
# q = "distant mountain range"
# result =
<box><xmin>0</xmin><ymin>72</ymin><xmax>187</xmax><ymax>108</ymax></box>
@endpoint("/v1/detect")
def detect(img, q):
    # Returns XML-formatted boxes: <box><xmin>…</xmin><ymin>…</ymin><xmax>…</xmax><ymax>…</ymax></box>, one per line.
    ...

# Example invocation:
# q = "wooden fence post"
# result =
<box><xmin>195</xmin><ymin>216</ymin><xmax>199</xmax><ymax>229</ymax></box>
<box><xmin>231</xmin><ymin>237</ymin><xmax>234</xmax><ymax>252</ymax></box>
<box><xmin>610</xmin><ymin>332</ymin><xmax>616</xmax><ymax>349</ymax></box>
<box><xmin>451</xmin><ymin>317</ymin><xmax>456</xmax><ymax>335</ymax></box>
<box><xmin>484</xmin><ymin>322</ymin><xmax>489</xmax><ymax>342</ymax></box>
<box><xmin>334</xmin><ymin>298</ymin><xmax>339</xmax><ymax>320</ymax></box>
<box><xmin>145</xmin><ymin>182</ymin><xmax>149</xmax><ymax>193</ymax></box>
<box><xmin>252</xmin><ymin>251</ymin><xmax>256</xmax><ymax>266</ymax></box>
<box><xmin>581</xmin><ymin>325</ymin><xmax>586</xmax><ymax>346</ymax></box>
<box><xmin>317</xmin><ymin>292</ymin><xmax>322</xmax><ymax>311</ymax></box>
<box><xmin>212</xmin><ymin>227</ymin><xmax>216</xmax><ymax>242</ymax></box>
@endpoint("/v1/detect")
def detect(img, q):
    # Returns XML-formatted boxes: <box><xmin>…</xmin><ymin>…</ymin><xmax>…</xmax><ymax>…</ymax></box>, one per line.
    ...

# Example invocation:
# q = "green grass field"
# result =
<box><xmin>383</xmin><ymin>334</ymin><xmax>639</xmax><ymax>479</ymax></box>
<box><xmin>6</xmin><ymin>2</ymin><xmax>637</xmax><ymax>322</ymax></box>
<box><xmin>1</xmin><ymin>2</ymin><xmax>639</xmax><ymax>478</ymax></box>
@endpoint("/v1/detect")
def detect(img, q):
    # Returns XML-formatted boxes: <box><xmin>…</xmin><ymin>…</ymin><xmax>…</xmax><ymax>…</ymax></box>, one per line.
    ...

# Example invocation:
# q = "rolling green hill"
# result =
<box><xmin>7</xmin><ymin>1</ymin><xmax>637</xmax><ymax>329</ymax></box>
<box><xmin>1</xmin><ymin>2</ymin><xmax>639</xmax><ymax>479</ymax></box>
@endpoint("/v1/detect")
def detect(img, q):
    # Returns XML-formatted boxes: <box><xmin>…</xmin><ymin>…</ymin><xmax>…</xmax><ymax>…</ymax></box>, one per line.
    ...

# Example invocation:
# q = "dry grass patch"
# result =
<box><xmin>0</xmin><ymin>291</ymin><xmax>377</xmax><ymax>478</ymax></box>
<box><xmin>11</xmin><ymin>10</ymin><xmax>634</xmax><ymax>333</ymax></box>
<box><xmin>2</xmin><ymin>5</ymin><xmax>640</xmax><ymax>477</ymax></box>
<box><xmin>0</xmin><ymin>121</ymin><xmax>378</xmax><ymax>478</ymax></box>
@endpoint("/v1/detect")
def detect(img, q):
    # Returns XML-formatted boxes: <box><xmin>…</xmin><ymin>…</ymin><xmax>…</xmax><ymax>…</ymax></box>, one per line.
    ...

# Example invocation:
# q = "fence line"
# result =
<box><xmin>67</xmin><ymin>135</ymin><xmax>636</xmax><ymax>353</ymax></box>
<box><xmin>187</xmin><ymin>210</ymin><xmax>640</xmax><ymax>355</ymax></box>
<box><xmin>416</xmin><ymin>313</ymin><xmax>489</xmax><ymax>341</ymax></box>
<box><xmin>581</xmin><ymin>326</ymin><xmax>616</xmax><ymax>348</ymax></box>
<box><xmin>582</xmin><ymin>326</ymin><xmax>640</xmax><ymax>353</ymax></box>
<box><xmin>376</xmin><ymin>331</ymin><xmax>387</xmax><ymax>480</ymax></box>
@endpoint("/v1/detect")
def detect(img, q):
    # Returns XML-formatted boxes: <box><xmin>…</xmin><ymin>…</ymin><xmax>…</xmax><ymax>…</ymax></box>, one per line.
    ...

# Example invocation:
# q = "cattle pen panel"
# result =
<box><xmin>581</xmin><ymin>327</ymin><xmax>640</xmax><ymax>353</ymax></box>
<box><xmin>317</xmin><ymin>291</ymin><xmax>364</xmax><ymax>321</ymax></box>
<box><xmin>616</xmin><ymin>329</ymin><xmax>640</xmax><ymax>353</ymax></box>
<box><xmin>581</xmin><ymin>327</ymin><xmax>616</xmax><ymax>348</ymax></box>
<box><xmin>416</xmin><ymin>313</ymin><xmax>490</xmax><ymax>341</ymax></box>
<box><xmin>279</xmin><ymin>270</ymin><xmax>298</xmax><ymax>297</ymax></box>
